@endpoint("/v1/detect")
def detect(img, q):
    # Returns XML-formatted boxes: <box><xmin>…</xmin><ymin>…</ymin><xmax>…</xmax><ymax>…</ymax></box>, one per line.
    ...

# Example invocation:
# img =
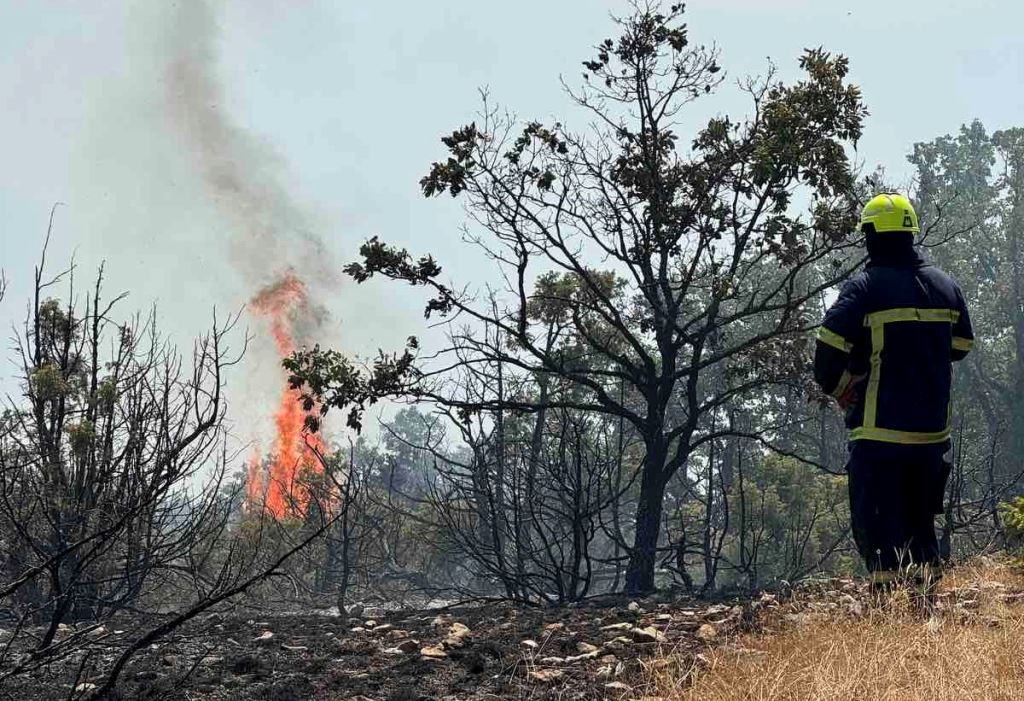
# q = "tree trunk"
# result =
<box><xmin>625</xmin><ymin>450</ymin><xmax>666</xmax><ymax>594</ymax></box>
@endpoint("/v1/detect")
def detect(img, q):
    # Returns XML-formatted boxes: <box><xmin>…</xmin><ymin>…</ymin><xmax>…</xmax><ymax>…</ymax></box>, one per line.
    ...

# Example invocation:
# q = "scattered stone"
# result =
<box><xmin>350</xmin><ymin>627</ymin><xmax>366</xmax><ymax>634</ymax></box>
<box><xmin>372</xmin><ymin>623</ymin><xmax>392</xmax><ymax>633</ymax></box>
<box><xmin>281</xmin><ymin>644</ymin><xmax>308</xmax><ymax>652</ymax></box>
<box><xmin>576</xmin><ymin>641</ymin><xmax>600</xmax><ymax>654</ymax></box>
<box><xmin>346</xmin><ymin>603</ymin><xmax>365</xmax><ymax>618</ymax></box>
<box><xmin>443</xmin><ymin>622</ymin><xmax>472</xmax><ymax>648</ymax></box>
<box><xmin>420</xmin><ymin>645</ymin><xmax>447</xmax><ymax>659</ymax></box>
<box><xmin>75</xmin><ymin>683</ymin><xmax>98</xmax><ymax>692</ymax></box>
<box><xmin>600</xmin><ymin>622</ymin><xmax>633</xmax><ymax>632</ymax></box>
<box><xmin>696</xmin><ymin>623</ymin><xmax>717</xmax><ymax>641</ymax></box>
<box><xmin>253</xmin><ymin>631</ymin><xmax>274</xmax><ymax>644</ymax></box>
<box><xmin>604</xmin><ymin>636</ymin><xmax>633</xmax><ymax>651</ymax></box>
<box><xmin>397</xmin><ymin>639</ymin><xmax>420</xmax><ymax>653</ymax></box>
<box><xmin>840</xmin><ymin>594</ymin><xmax>864</xmax><ymax>616</ymax></box>
<box><xmin>543</xmin><ymin>622</ymin><xmax>566</xmax><ymax>633</ymax></box>
<box><xmin>199</xmin><ymin>655</ymin><xmax>223</xmax><ymax>666</ymax></box>
<box><xmin>654</xmin><ymin>613</ymin><xmax>673</xmax><ymax>623</ymax></box>
<box><xmin>565</xmin><ymin>650</ymin><xmax>599</xmax><ymax>663</ymax></box>
<box><xmin>521</xmin><ymin>639</ymin><xmax>539</xmax><ymax>650</ymax></box>
<box><xmin>529</xmin><ymin>669</ymin><xmax>565</xmax><ymax>683</ymax></box>
<box><xmin>631</xmin><ymin>626</ymin><xmax>666</xmax><ymax>644</ymax></box>
<box><xmin>539</xmin><ymin>656</ymin><xmax>565</xmax><ymax>665</ymax></box>
<box><xmin>364</xmin><ymin>619</ymin><xmax>377</xmax><ymax>628</ymax></box>
<box><xmin>160</xmin><ymin>655</ymin><xmax>179</xmax><ymax>667</ymax></box>
<box><xmin>627</xmin><ymin>601</ymin><xmax>641</xmax><ymax>613</ymax></box>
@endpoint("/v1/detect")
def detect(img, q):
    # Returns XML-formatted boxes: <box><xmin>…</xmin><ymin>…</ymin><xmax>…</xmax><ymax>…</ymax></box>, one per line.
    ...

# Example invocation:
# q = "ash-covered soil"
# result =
<box><xmin>2</xmin><ymin>590</ymin><xmax>763</xmax><ymax>701</ymax></box>
<box><xmin>12</xmin><ymin>571</ymin><xmax>1014</xmax><ymax>701</ymax></box>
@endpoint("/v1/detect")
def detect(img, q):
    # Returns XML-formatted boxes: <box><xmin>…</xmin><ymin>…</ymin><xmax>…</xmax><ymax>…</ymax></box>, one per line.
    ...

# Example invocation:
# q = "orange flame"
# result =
<box><xmin>246</xmin><ymin>272</ymin><xmax>326</xmax><ymax>519</ymax></box>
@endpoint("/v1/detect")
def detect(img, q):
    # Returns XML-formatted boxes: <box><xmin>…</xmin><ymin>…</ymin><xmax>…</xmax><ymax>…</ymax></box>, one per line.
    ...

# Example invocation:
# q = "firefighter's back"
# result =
<box><xmin>852</xmin><ymin>261</ymin><xmax>969</xmax><ymax>442</ymax></box>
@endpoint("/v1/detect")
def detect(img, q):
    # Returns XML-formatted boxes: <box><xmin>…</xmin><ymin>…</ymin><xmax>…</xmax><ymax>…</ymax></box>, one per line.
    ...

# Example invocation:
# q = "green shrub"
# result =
<box><xmin>999</xmin><ymin>496</ymin><xmax>1024</xmax><ymax>566</ymax></box>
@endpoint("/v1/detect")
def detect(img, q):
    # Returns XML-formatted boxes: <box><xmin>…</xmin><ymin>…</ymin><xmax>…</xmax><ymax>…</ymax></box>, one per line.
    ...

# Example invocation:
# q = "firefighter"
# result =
<box><xmin>814</xmin><ymin>193</ymin><xmax>974</xmax><ymax>591</ymax></box>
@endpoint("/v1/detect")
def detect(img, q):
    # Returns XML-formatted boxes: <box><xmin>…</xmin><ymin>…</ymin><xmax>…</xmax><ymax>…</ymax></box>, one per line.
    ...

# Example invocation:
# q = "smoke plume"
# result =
<box><xmin>162</xmin><ymin>0</ymin><xmax>339</xmax><ymax>298</ymax></box>
<box><xmin>161</xmin><ymin>0</ymin><xmax>338</xmax><ymax>514</ymax></box>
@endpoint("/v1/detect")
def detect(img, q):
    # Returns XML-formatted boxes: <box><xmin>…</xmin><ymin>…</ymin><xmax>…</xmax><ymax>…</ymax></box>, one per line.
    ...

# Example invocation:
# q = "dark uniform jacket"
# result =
<box><xmin>814</xmin><ymin>245</ymin><xmax>973</xmax><ymax>446</ymax></box>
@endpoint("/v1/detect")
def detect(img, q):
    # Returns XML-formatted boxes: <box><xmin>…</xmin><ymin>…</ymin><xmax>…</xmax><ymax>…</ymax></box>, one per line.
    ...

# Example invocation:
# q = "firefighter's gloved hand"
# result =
<box><xmin>836</xmin><ymin>374</ymin><xmax>866</xmax><ymax>410</ymax></box>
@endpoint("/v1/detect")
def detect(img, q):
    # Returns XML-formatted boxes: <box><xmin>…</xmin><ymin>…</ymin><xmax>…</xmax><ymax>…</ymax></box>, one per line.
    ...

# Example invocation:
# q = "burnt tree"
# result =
<box><xmin>287</xmin><ymin>3</ymin><xmax>866</xmax><ymax>593</ymax></box>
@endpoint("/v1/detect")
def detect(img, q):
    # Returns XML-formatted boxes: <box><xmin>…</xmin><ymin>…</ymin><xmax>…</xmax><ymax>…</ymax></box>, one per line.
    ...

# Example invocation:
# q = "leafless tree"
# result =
<box><xmin>0</xmin><ymin>237</ymin><xmax>337</xmax><ymax>698</ymax></box>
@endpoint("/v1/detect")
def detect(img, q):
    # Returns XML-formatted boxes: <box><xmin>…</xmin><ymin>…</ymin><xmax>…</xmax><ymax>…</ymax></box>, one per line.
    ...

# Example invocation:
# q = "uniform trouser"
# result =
<box><xmin>846</xmin><ymin>442</ymin><xmax>951</xmax><ymax>573</ymax></box>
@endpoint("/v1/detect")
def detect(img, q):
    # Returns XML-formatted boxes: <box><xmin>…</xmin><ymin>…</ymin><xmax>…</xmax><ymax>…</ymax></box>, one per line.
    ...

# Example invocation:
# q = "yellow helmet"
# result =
<box><xmin>859</xmin><ymin>193</ymin><xmax>920</xmax><ymax>234</ymax></box>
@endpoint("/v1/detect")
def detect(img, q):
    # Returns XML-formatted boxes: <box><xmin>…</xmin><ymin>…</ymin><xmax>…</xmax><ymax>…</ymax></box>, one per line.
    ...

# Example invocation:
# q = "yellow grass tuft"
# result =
<box><xmin>662</xmin><ymin>561</ymin><xmax>1024</xmax><ymax>701</ymax></box>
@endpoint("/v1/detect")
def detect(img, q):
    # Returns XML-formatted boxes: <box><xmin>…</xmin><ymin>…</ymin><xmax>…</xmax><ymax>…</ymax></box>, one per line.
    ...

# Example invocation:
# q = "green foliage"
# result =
<box><xmin>65</xmin><ymin>420</ymin><xmax>95</xmax><ymax>458</ymax></box>
<box><xmin>1001</xmin><ymin>497</ymin><xmax>1024</xmax><ymax>564</ymax></box>
<box><xmin>911</xmin><ymin>120</ymin><xmax>1024</xmax><ymax>554</ymax></box>
<box><xmin>287</xmin><ymin>0</ymin><xmax>872</xmax><ymax>593</ymax></box>
<box><xmin>284</xmin><ymin>336</ymin><xmax>420</xmax><ymax>432</ymax></box>
<box><xmin>724</xmin><ymin>455</ymin><xmax>850</xmax><ymax>587</ymax></box>
<box><xmin>30</xmin><ymin>362</ymin><xmax>72</xmax><ymax>400</ymax></box>
<box><xmin>342</xmin><ymin>236</ymin><xmax>451</xmax><ymax>320</ymax></box>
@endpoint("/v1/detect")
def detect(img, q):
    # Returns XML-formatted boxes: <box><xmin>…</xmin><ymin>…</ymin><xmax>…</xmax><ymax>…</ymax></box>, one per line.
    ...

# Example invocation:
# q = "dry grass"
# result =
<box><xmin>662</xmin><ymin>561</ymin><xmax>1024</xmax><ymax>701</ymax></box>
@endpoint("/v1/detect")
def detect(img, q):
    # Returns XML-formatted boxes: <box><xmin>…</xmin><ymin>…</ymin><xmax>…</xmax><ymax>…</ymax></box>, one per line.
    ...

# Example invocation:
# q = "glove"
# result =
<box><xmin>835</xmin><ymin>373</ymin><xmax>866</xmax><ymax>410</ymax></box>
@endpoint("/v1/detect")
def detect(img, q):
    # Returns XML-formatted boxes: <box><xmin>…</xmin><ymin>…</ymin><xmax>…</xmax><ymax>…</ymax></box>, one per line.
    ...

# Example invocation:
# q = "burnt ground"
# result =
<box><xmin>1</xmin><ymin>589</ymin><xmax>768</xmax><ymax>701</ymax></box>
<box><xmin>10</xmin><ymin>569</ymin><xmax>1017</xmax><ymax>701</ymax></box>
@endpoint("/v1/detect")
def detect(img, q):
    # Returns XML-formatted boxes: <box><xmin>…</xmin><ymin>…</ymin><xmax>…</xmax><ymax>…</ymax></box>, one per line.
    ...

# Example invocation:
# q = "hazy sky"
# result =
<box><xmin>1</xmin><ymin>0</ymin><xmax>1021</xmax><ymax>445</ymax></box>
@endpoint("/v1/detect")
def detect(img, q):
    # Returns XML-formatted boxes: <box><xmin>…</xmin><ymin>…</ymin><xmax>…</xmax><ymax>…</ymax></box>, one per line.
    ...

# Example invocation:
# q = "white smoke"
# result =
<box><xmin>162</xmin><ymin>0</ymin><xmax>340</xmax><ymax>302</ymax></box>
<box><xmin>61</xmin><ymin>0</ymin><xmax>342</xmax><ymax>453</ymax></box>
<box><xmin>156</xmin><ymin>0</ymin><xmax>342</xmax><ymax>461</ymax></box>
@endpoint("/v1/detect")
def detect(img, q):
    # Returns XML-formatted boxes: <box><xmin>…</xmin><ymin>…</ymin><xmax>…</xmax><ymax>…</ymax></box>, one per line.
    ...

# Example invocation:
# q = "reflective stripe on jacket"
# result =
<box><xmin>813</xmin><ymin>248</ymin><xmax>973</xmax><ymax>445</ymax></box>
